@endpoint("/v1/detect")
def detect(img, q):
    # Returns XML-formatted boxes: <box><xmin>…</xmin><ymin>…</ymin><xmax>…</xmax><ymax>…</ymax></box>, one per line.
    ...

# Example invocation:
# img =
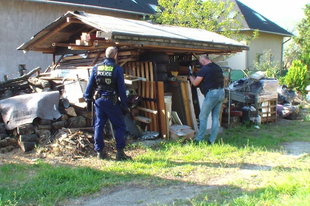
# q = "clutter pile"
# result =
<box><xmin>0</xmin><ymin>67</ymin><xmax>95</xmax><ymax>157</ymax></box>
<box><xmin>222</xmin><ymin>70</ymin><xmax>306</xmax><ymax>127</ymax></box>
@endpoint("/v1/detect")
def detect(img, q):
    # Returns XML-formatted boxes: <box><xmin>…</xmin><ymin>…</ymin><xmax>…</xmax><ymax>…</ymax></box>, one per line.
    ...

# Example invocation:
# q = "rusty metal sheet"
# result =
<box><xmin>0</xmin><ymin>91</ymin><xmax>62</xmax><ymax>130</ymax></box>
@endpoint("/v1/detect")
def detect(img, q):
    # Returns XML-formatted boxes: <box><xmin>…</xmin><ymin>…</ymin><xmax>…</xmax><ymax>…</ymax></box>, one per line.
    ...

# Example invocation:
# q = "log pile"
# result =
<box><xmin>38</xmin><ymin>128</ymin><xmax>96</xmax><ymax>159</ymax></box>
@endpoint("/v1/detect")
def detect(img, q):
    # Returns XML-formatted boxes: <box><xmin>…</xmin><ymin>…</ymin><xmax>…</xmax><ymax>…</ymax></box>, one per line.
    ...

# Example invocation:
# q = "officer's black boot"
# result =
<box><xmin>116</xmin><ymin>148</ymin><xmax>132</xmax><ymax>161</ymax></box>
<box><xmin>97</xmin><ymin>150</ymin><xmax>106</xmax><ymax>160</ymax></box>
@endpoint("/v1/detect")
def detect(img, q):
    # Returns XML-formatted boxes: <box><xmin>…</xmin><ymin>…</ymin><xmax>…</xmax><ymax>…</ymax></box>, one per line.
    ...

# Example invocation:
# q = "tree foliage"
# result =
<box><xmin>294</xmin><ymin>3</ymin><xmax>310</xmax><ymax>66</ymax></box>
<box><xmin>283</xmin><ymin>42</ymin><xmax>301</xmax><ymax>71</ymax></box>
<box><xmin>152</xmin><ymin>0</ymin><xmax>244</xmax><ymax>40</ymax></box>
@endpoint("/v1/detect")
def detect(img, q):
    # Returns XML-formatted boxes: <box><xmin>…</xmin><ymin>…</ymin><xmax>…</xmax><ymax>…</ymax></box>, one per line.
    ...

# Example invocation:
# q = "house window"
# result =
<box><xmin>256</xmin><ymin>54</ymin><xmax>263</xmax><ymax>64</ymax></box>
<box><xmin>269</xmin><ymin>54</ymin><xmax>274</xmax><ymax>62</ymax></box>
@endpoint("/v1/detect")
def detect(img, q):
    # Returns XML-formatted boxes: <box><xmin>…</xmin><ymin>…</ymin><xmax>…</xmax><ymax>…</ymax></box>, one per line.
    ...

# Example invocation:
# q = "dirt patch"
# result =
<box><xmin>64</xmin><ymin>184</ymin><xmax>219</xmax><ymax>206</ymax></box>
<box><xmin>282</xmin><ymin>141</ymin><xmax>310</xmax><ymax>156</ymax></box>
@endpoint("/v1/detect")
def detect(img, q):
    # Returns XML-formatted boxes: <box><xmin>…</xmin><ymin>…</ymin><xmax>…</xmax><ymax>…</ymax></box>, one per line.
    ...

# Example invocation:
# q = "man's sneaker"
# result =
<box><xmin>97</xmin><ymin>150</ymin><xmax>106</xmax><ymax>160</ymax></box>
<box><xmin>116</xmin><ymin>149</ymin><xmax>132</xmax><ymax>161</ymax></box>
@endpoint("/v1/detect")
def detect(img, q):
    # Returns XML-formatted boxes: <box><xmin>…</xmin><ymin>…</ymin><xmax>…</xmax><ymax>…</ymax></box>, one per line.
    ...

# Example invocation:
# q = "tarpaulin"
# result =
<box><xmin>0</xmin><ymin>91</ymin><xmax>62</xmax><ymax>130</ymax></box>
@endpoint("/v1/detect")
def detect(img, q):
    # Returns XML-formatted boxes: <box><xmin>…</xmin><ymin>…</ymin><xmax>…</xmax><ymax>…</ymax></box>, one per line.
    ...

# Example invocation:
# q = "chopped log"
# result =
<box><xmin>0</xmin><ymin>67</ymin><xmax>41</xmax><ymax>87</ymax></box>
<box><xmin>0</xmin><ymin>137</ymin><xmax>17</xmax><ymax>148</ymax></box>
<box><xmin>0</xmin><ymin>146</ymin><xmax>15</xmax><ymax>153</ymax></box>
<box><xmin>28</xmin><ymin>77</ymin><xmax>51</xmax><ymax>89</ymax></box>
<box><xmin>77</xmin><ymin>139</ymin><xmax>86</xmax><ymax>148</ymax></box>
<box><xmin>65</xmin><ymin>107</ymin><xmax>77</xmax><ymax>117</ymax></box>
<box><xmin>19</xmin><ymin>134</ymin><xmax>39</xmax><ymax>142</ymax></box>
<box><xmin>52</xmin><ymin>121</ymin><xmax>68</xmax><ymax>130</ymax></box>
<box><xmin>18</xmin><ymin>141</ymin><xmax>37</xmax><ymax>152</ymax></box>
<box><xmin>40</xmin><ymin>119</ymin><xmax>52</xmax><ymax>125</ymax></box>
<box><xmin>68</xmin><ymin>132</ymin><xmax>80</xmax><ymax>140</ymax></box>
<box><xmin>67</xmin><ymin>116</ymin><xmax>86</xmax><ymax>128</ymax></box>
<box><xmin>37</xmin><ymin>125</ymin><xmax>52</xmax><ymax>130</ymax></box>
<box><xmin>17</xmin><ymin>124</ymin><xmax>35</xmax><ymax>135</ymax></box>
<box><xmin>0</xmin><ymin>123</ymin><xmax>7</xmax><ymax>135</ymax></box>
<box><xmin>35</xmin><ymin>129</ymin><xmax>51</xmax><ymax>140</ymax></box>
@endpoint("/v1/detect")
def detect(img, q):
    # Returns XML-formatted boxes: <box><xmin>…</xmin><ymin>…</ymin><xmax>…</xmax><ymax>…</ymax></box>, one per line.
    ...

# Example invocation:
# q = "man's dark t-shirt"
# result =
<box><xmin>197</xmin><ymin>62</ymin><xmax>224</xmax><ymax>95</ymax></box>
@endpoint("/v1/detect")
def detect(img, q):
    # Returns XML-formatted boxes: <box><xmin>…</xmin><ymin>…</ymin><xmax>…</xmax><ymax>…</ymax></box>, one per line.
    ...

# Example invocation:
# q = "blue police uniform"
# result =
<box><xmin>84</xmin><ymin>58</ymin><xmax>128</xmax><ymax>152</ymax></box>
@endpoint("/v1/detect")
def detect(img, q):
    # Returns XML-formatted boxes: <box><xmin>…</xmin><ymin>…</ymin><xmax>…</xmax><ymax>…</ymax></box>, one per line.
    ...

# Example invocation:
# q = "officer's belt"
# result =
<box><xmin>99</xmin><ymin>95</ymin><xmax>115</xmax><ymax>100</ymax></box>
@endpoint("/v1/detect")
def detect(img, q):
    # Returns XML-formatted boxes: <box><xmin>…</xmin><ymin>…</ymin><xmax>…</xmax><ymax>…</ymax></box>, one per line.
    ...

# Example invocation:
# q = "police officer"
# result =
<box><xmin>84</xmin><ymin>46</ymin><xmax>131</xmax><ymax>161</ymax></box>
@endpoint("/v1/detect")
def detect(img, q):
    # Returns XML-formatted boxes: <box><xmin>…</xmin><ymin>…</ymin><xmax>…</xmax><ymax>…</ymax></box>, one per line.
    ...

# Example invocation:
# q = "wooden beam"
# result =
<box><xmin>52</xmin><ymin>43</ymin><xmax>72</xmax><ymax>47</ymax></box>
<box><xmin>32</xmin><ymin>48</ymin><xmax>56</xmax><ymax>53</ymax></box>
<box><xmin>91</xmin><ymin>51</ymin><xmax>102</xmax><ymax>66</ymax></box>
<box><xmin>137</xmin><ymin>107</ymin><xmax>158</xmax><ymax>114</ymax></box>
<box><xmin>28</xmin><ymin>21</ymin><xmax>73</xmax><ymax>51</ymax></box>
<box><xmin>133</xmin><ymin>116</ymin><xmax>151</xmax><ymax>124</ymax></box>
<box><xmin>66</xmin><ymin>17</ymin><xmax>82</xmax><ymax>24</ymax></box>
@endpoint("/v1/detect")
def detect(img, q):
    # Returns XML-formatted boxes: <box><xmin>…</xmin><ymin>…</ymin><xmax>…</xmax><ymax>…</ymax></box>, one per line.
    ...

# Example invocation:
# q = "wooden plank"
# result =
<box><xmin>144</xmin><ymin>63</ymin><xmax>153</xmax><ymax>131</ymax></box>
<box><xmin>157</xmin><ymin>81</ymin><xmax>167</xmax><ymax>139</ymax></box>
<box><xmin>185</xmin><ymin>81</ymin><xmax>199</xmax><ymax>133</ymax></box>
<box><xmin>140</xmin><ymin>63</ymin><xmax>151</xmax><ymax>130</ymax></box>
<box><xmin>149</xmin><ymin>62</ymin><xmax>158</xmax><ymax>132</ymax></box>
<box><xmin>133</xmin><ymin>116</ymin><xmax>151</xmax><ymax>124</ymax></box>
<box><xmin>171</xmin><ymin>111</ymin><xmax>183</xmax><ymax>125</ymax></box>
<box><xmin>136</xmin><ymin>62</ymin><xmax>141</xmax><ymax>96</ymax></box>
<box><xmin>137</xmin><ymin>107</ymin><xmax>157</xmax><ymax>114</ymax></box>
<box><xmin>181</xmin><ymin>81</ymin><xmax>193</xmax><ymax>128</ymax></box>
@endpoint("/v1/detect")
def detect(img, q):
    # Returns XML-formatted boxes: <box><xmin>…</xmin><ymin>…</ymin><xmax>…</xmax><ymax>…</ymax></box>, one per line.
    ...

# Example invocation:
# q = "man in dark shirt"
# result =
<box><xmin>84</xmin><ymin>46</ymin><xmax>131</xmax><ymax>160</ymax></box>
<box><xmin>188</xmin><ymin>54</ymin><xmax>225</xmax><ymax>144</ymax></box>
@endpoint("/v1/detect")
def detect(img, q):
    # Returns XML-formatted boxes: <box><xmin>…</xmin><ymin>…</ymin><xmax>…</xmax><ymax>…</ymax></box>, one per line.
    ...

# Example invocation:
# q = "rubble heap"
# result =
<box><xmin>0</xmin><ymin>67</ymin><xmax>98</xmax><ymax>157</ymax></box>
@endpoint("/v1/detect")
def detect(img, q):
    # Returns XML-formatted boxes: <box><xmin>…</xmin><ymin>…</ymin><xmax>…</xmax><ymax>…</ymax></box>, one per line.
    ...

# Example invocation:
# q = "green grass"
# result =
<box><xmin>1</xmin><ymin>119</ymin><xmax>310</xmax><ymax>205</ymax></box>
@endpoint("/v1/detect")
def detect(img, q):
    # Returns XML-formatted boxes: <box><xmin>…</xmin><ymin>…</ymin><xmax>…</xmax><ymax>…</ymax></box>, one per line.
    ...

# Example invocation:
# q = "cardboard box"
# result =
<box><xmin>169</xmin><ymin>125</ymin><xmax>195</xmax><ymax>141</ymax></box>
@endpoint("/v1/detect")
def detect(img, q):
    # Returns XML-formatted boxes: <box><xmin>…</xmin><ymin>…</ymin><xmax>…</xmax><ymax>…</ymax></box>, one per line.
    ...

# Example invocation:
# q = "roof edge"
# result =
<box><xmin>240</xmin><ymin>29</ymin><xmax>294</xmax><ymax>37</ymax></box>
<box><xmin>24</xmin><ymin>0</ymin><xmax>153</xmax><ymax>16</ymax></box>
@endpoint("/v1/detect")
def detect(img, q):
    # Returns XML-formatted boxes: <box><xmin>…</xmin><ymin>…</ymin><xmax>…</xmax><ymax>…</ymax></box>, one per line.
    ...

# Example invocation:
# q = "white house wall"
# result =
<box><xmin>225</xmin><ymin>31</ymin><xmax>284</xmax><ymax>71</ymax></box>
<box><xmin>246</xmin><ymin>32</ymin><xmax>284</xmax><ymax>70</ymax></box>
<box><xmin>0</xmin><ymin>0</ymin><xmax>139</xmax><ymax>79</ymax></box>
<box><xmin>222</xmin><ymin>50</ymin><xmax>247</xmax><ymax>70</ymax></box>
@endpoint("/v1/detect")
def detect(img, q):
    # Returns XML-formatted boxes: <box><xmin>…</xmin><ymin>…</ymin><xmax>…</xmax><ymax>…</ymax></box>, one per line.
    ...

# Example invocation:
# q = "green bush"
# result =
<box><xmin>284</xmin><ymin>60</ymin><xmax>309</xmax><ymax>96</ymax></box>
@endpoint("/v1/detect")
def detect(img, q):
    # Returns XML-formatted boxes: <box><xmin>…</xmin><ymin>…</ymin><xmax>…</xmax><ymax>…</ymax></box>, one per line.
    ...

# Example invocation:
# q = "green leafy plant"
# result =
<box><xmin>284</xmin><ymin>59</ymin><xmax>309</xmax><ymax>96</ymax></box>
<box><xmin>294</xmin><ymin>4</ymin><xmax>310</xmax><ymax>66</ymax></box>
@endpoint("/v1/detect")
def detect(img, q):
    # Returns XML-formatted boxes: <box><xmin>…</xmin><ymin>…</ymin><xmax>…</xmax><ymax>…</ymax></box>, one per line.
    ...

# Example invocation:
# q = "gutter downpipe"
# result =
<box><xmin>281</xmin><ymin>37</ymin><xmax>292</xmax><ymax>73</ymax></box>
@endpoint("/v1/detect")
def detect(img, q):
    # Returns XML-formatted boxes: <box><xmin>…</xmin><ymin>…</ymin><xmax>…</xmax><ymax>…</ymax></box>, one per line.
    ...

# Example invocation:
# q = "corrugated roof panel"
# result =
<box><xmin>77</xmin><ymin>12</ymin><xmax>244</xmax><ymax>46</ymax></box>
<box><xmin>17</xmin><ymin>11</ymin><xmax>248</xmax><ymax>53</ymax></box>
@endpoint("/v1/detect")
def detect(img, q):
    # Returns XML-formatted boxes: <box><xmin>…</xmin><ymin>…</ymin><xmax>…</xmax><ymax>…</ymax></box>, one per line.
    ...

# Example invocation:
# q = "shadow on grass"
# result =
<box><xmin>216</xmin><ymin>118</ymin><xmax>310</xmax><ymax>151</ymax></box>
<box><xmin>0</xmin><ymin>161</ymin><xmax>262</xmax><ymax>206</ymax></box>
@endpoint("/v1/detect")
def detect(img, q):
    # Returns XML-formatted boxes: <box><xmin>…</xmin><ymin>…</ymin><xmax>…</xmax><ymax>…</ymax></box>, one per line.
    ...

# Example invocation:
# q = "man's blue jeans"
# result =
<box><xmin>196</xmin><ymin>88</ymin><xmax>225</xmax><ymax>143</ymax></box>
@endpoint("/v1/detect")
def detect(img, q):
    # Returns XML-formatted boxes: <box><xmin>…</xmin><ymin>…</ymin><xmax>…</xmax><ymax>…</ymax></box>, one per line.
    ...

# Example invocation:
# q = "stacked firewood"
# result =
<box><xmin>38</xmin><ymin>128</ymin><xmax>95</xmax><ymax>159</ymax></box>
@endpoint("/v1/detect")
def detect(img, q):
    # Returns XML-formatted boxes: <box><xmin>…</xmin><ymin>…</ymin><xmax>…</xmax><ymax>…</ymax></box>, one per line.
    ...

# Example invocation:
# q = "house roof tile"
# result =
<box><xmin>25</xmin><ymin>0</ymin><xmax>157</xmax><ymax>15</ymax></box>
<box><xmin>235</xmin><ymin>0</ymin><xmax>293</xmax><ymax>36</ymax></box>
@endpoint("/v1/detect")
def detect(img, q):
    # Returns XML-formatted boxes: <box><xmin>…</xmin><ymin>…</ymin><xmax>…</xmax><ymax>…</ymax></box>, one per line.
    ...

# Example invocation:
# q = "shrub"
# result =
<box><xmin>284</xmin><ymin>60</ymin><xmax>309</xmax><ymax>96</ymax></box>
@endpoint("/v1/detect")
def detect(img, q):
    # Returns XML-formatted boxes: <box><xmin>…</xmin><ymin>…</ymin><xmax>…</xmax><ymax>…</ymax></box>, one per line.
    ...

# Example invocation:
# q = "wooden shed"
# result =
<box><xmin>17</xmin><ymin>11</ymin><xmax>248</xmax><ymax>139</ymax></box>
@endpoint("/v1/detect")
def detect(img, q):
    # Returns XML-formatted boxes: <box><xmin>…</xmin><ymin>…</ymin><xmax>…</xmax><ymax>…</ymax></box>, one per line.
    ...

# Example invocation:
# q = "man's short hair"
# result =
<box><xmin>200</xmin><ymin>54</ymin><xmax>210</xmax><ymax>60</ymax></box>
<box><xmin>105</xmin><ymin>46</ymin><xmax>118</xmax><ymax>58</ymax></box>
